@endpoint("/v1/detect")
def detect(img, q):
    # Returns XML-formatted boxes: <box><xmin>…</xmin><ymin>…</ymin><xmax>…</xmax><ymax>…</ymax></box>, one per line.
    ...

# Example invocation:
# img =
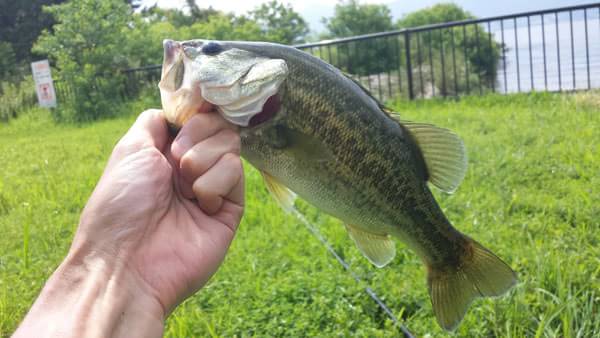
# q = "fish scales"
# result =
<box><xmin>253</xmin><ymin>45</ymin><xmax>462</xmax><ymax>263</ymax></box>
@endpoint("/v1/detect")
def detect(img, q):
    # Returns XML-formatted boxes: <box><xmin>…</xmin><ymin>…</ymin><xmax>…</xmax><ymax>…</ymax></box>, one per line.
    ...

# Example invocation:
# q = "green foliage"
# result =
<box><xmin>398</xmin><ymin>4</ymin><xmax>502</xmax><ymax>95</ymax></box>
<box><xmin>1</xmin><ymin>92</ymin><xmax>599</xmax><ymax>336</ymax></box>
<box><xmin>27</xmin><ymin>0</ymin><xmax>276</xmax><ymax>122</ymax></box>
<box><xmin>247</xmin><ymin>1</ymin><xmax>309</xmax><ymax>44</ymax></box>
<box><xmin>0</xmin><ymin>0</ymin><xmax>66</xmax><ymax>64</ymax></box>
<box><xmin>0</xmin><ymin>42</ymin><xmax>18</xmax><ymax>82</ymax></box>
<box><xmin>321</xmin><ymin>0</ymin><xmax>396</xmax><ymax>76</ymax></box>
<box><xmin>139</xmin><ymin>0</ymin><xmax>219</xmax><ymax>28</ymax></box>
<box><xmin>33</xmin><ymin>0</ymin><xmax>135</xmax><ymax>121</ymax></box>
<box><xmin>126</xmin><ymin>14</ymin><xmax>264</xmax><ymax>68</ymax></box>
<box><xmin>398</xmin><ymin>3</ymin><xmax>475</xmax><ymax>27</ymax></box>
<box><xmin>0</xmin><ymin>77</ymin><xmax>36</xmax><ymax>122</ymax></box>
<box><xmin>322</xmin><ymin>0</ymin><xmax>394</xmax><ymax>38</ymax></box>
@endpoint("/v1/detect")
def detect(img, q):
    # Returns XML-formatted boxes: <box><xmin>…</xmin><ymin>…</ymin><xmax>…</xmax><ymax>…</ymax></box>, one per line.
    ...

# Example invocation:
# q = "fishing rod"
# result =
<box><xmin>290</xmin><ymin>208</ymin><xmax>414</xmax><ymax>338</ymax></box>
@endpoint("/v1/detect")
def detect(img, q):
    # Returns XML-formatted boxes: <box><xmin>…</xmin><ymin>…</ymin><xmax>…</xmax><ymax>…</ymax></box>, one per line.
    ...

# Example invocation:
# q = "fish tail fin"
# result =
<box><xmin>426</xmin><ymin>238</ymin><xmax>517</xmax><ymax>331</ymax></box>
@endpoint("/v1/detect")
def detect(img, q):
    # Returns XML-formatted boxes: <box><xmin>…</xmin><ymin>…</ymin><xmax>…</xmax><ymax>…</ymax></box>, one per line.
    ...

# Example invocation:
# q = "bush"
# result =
<box><xmin>0</xmin><ymin>42</ymin><xmax>17</xmax><ymax>82</ymax></box>
<box><xmin>0</xmin><ymin>77</ymin><xmax>36</xmax><ymax>122</ymax></box>
<box><xmin>33</xmin><ymin>0</ymin><xmax>133</xmax><ymax>122</ymax></box>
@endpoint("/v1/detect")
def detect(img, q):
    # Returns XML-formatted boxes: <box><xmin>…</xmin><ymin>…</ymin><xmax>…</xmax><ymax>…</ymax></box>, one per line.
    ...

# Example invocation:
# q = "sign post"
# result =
<box><xmin>31</xmin><ymin>60</ymin><xmax>57</xmax><ymax>108</ymax></box>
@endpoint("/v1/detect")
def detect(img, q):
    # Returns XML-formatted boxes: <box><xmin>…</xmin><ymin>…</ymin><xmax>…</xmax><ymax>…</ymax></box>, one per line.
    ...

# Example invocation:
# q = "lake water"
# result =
<box><xmin>492</xmin><ymin>10</ymin><xmax>600</xmax><ymax>93</ymax></box>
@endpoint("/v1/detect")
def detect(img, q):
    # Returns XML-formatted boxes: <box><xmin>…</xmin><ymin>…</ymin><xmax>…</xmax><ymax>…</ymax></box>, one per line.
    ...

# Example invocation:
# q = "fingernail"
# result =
<box><xmin>172</xmin><ymin>135</ymin><xmax>191</xmax><ymax>159</ymax></box>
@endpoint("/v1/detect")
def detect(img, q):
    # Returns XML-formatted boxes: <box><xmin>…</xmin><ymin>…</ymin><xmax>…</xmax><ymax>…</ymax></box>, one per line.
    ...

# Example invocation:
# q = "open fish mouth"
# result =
<box><xmin>158</xmin><ymin>39</ymin><xmax>288</xmax><ymax>128</ymax></box>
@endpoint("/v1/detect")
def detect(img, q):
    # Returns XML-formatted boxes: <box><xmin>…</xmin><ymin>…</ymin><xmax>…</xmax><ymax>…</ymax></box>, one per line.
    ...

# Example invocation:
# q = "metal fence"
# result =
<box><xmin>5</xmin><ymin>2</ymin><xmax>600</xmax><ymax>117</ymax></box>
<box><xmin>296</xmin><ymin>2</ymin><xmax>600</xmax><ymax>101</ymax></box>
<box><xmin>119</xmin><ymin>3</ymin><xmax>600</xmax><ymax>103</ymax></box>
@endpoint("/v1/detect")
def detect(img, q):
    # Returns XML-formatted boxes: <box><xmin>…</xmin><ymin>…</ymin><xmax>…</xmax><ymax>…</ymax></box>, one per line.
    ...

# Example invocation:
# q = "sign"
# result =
<box><xmin>31</xmin><ymin>60</ymin><xmax>57</xmax><ymax>108</ymax></box>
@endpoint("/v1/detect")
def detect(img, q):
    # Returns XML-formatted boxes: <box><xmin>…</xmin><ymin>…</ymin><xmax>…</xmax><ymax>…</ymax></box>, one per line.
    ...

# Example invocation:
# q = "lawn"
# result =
<box><xmin>0</xmin><ymin>92</ymin><xmax>598</xmax><ymax>337</ymax></box>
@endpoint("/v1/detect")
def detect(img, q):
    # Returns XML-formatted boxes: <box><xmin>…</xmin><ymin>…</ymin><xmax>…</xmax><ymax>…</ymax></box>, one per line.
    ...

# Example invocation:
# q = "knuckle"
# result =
<box><xmin>192</xmin><ymin>178</ymin><xmax>214</xmax><ymax>199</ymax></box>
<box><xmin>137</xmin><ymin>109</ymin><xmax>163</xmax><ymax>125</ymax></box>
<box><xmin>221</xmin><ymin>152</ymin><xmax>242</xmax><ymax>168</ymax></box>
<box><xmin>180</xmin><ymin>151</ymin><xmax>204</xmax><ymax>177</ymax></box>
<box><xmin>180</xmin><ymin>152</ymin><xmax>193</xmax><ymax>170</ymax></box>
<box><xmin>221</xmin><ymin>129</ymin><xmax>241</xmax><ymax>152</ymax></box>
<box><xmin>192</xmin><ymin>183</ymin><xmax>222</xmax><ymax>215</ymax></box>
<box><xmin>140</xmin><ymin>109</ymin><xmax>161</xmax><ymax>118</ymax></box>
<box><xmin>189</xmin><ymin>111</ymin><xmax>215</xmax><ymax>125</ymax></box>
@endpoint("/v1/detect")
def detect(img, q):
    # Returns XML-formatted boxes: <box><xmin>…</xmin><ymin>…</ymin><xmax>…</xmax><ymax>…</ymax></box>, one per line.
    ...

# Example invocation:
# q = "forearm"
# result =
<box><xmin>13</xmin><ymin>247</ymin><xmax>164</xmax><ymax>338</ymax></box>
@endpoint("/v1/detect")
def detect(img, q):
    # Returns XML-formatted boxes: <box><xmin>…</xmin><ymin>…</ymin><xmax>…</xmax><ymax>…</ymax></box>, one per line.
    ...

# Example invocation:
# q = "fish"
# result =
<box><xmin>158</xmin><ymin>39</ymin><xmax>517</xmax><ymax>331</ymax></box>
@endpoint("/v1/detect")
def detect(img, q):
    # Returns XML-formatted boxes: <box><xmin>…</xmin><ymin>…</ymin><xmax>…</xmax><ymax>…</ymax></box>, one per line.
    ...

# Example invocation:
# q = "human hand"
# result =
<box><xmin>14</xmin><ymin>110</ymin><xmax>244</xmax><ymax>337</ymax></box>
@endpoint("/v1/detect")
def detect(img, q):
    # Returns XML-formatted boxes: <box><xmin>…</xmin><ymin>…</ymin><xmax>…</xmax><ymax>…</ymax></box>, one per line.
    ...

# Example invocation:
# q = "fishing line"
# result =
<box><xmin>290</xmin><ymin>208</ymin><xmax>414</xmax><ymax>338</ymax></box>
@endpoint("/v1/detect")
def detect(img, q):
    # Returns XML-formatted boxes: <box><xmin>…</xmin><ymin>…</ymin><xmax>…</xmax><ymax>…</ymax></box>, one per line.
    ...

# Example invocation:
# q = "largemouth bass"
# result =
<box><xmin>158</xmin><ymin>39</ymin><xmax>517</xmax><ymax>331</ymax></box>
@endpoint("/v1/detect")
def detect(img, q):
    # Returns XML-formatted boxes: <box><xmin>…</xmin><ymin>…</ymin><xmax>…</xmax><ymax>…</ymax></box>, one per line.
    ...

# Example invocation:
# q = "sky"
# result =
<box><xmin>140</xmin><ymin>0</ymin><xmax>592</xmax><ymax>32</ymax></box>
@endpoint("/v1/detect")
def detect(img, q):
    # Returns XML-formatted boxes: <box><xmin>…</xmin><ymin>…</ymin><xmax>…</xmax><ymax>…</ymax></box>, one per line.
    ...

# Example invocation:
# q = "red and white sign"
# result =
<box><xmin>31</xmin><ymin>60</ymin><xmax>57</xmax><ymax>108</ymax></box>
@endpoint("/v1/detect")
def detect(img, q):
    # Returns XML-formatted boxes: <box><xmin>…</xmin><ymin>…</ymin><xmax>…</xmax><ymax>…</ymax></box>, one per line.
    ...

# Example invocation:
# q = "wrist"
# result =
<box><xmin>14</xmin><ymin>245</ymin><xmax>165</xmax><ymax>338</ymax></box>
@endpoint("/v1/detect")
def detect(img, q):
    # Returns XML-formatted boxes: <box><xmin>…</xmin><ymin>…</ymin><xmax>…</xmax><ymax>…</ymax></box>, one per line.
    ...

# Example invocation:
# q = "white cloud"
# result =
<box><xmin>141</xmin><ymin>0</ymin><xmax>404</xmax><ymax>32</ymax></box>
<box><xmin>143</xmin><ymin>0</ymin><xmax>399</xmax><ymax>14</ymax></box>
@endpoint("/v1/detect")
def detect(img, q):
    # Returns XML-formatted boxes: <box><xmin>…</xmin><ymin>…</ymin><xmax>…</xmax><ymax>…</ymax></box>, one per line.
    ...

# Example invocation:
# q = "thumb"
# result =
<box><xmin>113</xmin><ymin>109</ymin><xmax>170</xmax><ymax>161</ymax></box>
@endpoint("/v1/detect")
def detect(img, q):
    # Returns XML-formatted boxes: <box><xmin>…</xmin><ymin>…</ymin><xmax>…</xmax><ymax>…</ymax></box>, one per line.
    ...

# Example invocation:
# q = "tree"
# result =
<box><xmin>397</xmin><ymin>4</ymin><xmax>502</xmax><ymax>95</ymax></box>
<box><xmin>33</xmin><ymin>0</ymin><xmax>134</xmax><ymax>121</ymax></box>
<box><xmin>322</xmin><ymin>0</ymin><xmax>394</xmax><ymax>38</ymax></box>
<box><xmin>0</xmin><ymin>42</ymin><xmax>17</xmax><ymax>81</ymax></box>
<box><xmin>397</xmin><ymin>3</ymin><xmax>474</xmax><ymax>28</ymax></box>
<box><xmin>0</xmin><ymin>0</ymin><xmax>67</xmax><ymax>72</ymax></box>
<box><xmin>0</xmin><ymin>0</ymin><xmax>66</xmax><ymax>62</ymax></box>
<box><xmin>321</xmin><ymin>0</ymin><xmax>396</xmax><ymax>76</ymax></box>
<box><xmin>139</xmin><ymin>0</ymin><xmax>219</xmax><ymax>27</ymax></box>
<box><xmin>247</xmin><ymin>1</ymin><xmax>309</xmax><ymax>44</ymax></box>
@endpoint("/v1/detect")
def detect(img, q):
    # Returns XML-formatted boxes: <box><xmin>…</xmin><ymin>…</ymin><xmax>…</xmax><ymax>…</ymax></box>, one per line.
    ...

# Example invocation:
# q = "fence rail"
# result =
<box><xmin>118</xmin><ymin>2</ymin><xmax>600</xmax><ymax>103</ymax></box>
<box><xmin>295</xmin><ymin>2</ymin><xmax>600</xmax><ymax>101</ymax></box>
<box><xmin>4</xmin><ymin>2</ymin><xmax>600</xmax><ymax>117</ymax></box>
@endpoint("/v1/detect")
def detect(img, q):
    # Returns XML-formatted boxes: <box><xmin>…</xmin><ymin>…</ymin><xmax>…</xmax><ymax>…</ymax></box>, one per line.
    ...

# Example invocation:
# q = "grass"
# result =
<box><xmin>0</xmin><ymin>92</ymin><xmax>599</xmax><ymax>337</ymax></box>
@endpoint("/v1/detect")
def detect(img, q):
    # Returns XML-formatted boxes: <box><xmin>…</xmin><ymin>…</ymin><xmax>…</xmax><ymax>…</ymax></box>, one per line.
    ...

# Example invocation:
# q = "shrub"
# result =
<box><xmin>33</xmin><ymin>0</ymin><xmax>132</xmax><ymax>122</ymax></box>
<box><xmin>0</xmin><ymin>77</ymin><xmax>36</xmax><ymax>122</ymax></box>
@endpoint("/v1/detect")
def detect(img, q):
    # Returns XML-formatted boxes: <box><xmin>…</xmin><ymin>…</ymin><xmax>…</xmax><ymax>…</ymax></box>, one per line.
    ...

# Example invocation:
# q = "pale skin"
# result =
<box><xmin>13</xmin><ymin>109</ymin><xmax>244</xmax><ymax>338</ymax></box>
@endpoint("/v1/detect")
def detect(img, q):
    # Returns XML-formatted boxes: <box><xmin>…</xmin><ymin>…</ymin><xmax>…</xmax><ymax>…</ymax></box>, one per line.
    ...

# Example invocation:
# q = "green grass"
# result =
<box><xmin>1</xmin><ymin>92</ymin><xmax>599</xmax><ymax>337</ymax></box>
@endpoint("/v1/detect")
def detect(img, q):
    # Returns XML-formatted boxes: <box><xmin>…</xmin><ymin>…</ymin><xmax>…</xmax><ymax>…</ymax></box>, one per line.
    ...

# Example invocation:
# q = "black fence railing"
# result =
<box><xmin>295</xmin><ymin>2</ymin><xmax>600</xmax><ymax>101</ymax></box>
<box><xmin>118</xmin><ymin>3</ymin><xmax>600</xmax><ymax>103</ymax></box>
<box><xmin>5</xmin><ymin>2</ymin><xmax>600</xmax><ymax>117</ymax></box>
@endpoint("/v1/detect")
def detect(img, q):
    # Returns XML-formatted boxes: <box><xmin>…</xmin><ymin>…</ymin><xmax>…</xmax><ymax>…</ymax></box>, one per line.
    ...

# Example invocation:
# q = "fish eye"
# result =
<box><xmin>201</xmin><ymin>42</ymin><xmax>223</xmax><ymax>55</ymax></box>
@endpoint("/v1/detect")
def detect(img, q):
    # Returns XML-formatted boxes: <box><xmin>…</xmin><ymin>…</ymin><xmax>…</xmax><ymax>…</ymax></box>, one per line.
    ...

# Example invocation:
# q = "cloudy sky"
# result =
<box><xmin>140</xmin><ymin>0</ymin><xmax>590</xmax><ymax>32</ymax></box>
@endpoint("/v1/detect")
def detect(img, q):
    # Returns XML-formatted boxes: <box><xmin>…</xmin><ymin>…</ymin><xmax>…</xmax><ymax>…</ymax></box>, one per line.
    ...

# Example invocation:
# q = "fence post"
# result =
<box><xmin>404</xmin><ymin>31</ymin><xmax>415</xmax><ymax>100</ymax></box>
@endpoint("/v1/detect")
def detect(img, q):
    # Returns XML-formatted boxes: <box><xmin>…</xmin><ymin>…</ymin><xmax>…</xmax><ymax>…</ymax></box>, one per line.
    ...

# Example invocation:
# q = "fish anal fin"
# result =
<box><xmin>345</xmin><ymin>224</ymin><xmax>395</xmax><ymax>268</ymax></box>
<box><xmin>400</xmin><ymin>120</ymin><xmax>468</xmax><ymax>193</ymax></box>
<box><xmin>260</xmin><ymin>170</ymin><xmax>296</xmax><ymax>212</ymax></box>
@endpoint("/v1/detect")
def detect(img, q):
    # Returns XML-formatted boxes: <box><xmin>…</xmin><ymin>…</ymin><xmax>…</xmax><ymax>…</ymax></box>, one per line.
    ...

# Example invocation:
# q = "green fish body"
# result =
<box><xmin>159</xmin><ymin>39</ymin><xmax>517</xmax><ymax>331</ymax></box>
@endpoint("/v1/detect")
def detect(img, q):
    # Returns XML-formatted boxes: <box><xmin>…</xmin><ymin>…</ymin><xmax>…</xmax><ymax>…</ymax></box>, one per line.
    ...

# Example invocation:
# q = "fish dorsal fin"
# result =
<box><xmin>260</xmin><ymin>170</ymin><xmax>296</xmax><ymax>212</ymax></box>
<box><xmin>343</xmin><ymin>73</ymin><xmax>392</xmax><ymax>112</ymax></box>
<box><xmin>401</xmin><ymin>121</ymin><xmax>468</xmax><ymax>193</ymax></box>
<box><xmin>345</xmin><ymin>224</ymin><xmax>395</xmax><ymax>268</ymax></box>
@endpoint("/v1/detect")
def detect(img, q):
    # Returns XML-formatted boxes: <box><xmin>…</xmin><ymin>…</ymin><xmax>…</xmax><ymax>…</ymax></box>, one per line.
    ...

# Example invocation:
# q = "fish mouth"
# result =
<box><xmin>159</xmin><ymin>39</ymin><xmax>288</xmax><ymax>128</ymax></box>
<box><xmin>159</xmin><ymin>39</ymin><xmax>216</xmax><ymax>127</ymax></box>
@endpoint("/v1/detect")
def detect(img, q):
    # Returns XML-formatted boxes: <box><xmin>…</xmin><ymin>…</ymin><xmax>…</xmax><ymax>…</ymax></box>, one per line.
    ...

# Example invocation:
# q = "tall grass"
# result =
<box><xmin>0</xmin><ymin>77</ymin><xmax>37</xmax><ymax>123</ymax></box>
<box><xmin>0</xmin><ymin>92</ymin><xmax>598</xmax><ymax>337</ymax></box>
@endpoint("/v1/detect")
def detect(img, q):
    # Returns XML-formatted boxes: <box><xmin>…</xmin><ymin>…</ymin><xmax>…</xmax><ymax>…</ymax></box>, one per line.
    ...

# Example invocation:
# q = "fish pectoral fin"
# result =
<box><xmin>345</xmin><ymin>224</ymin><xmax>395</xmax><ymax>268</ymax></box>
<box><xmin>286</xmin><ymin>127</ymin><xmax>334</xmax><ymax>163</ymax></box>
<box><xmin>401</xmin><ymin>121</ymin><xmax>468</xmax><ymax>194</ymax></box>
<box><xmin>260</xmin><ymin>170</ymin><xmax>297</xmax><ymax>213</ymax></box>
